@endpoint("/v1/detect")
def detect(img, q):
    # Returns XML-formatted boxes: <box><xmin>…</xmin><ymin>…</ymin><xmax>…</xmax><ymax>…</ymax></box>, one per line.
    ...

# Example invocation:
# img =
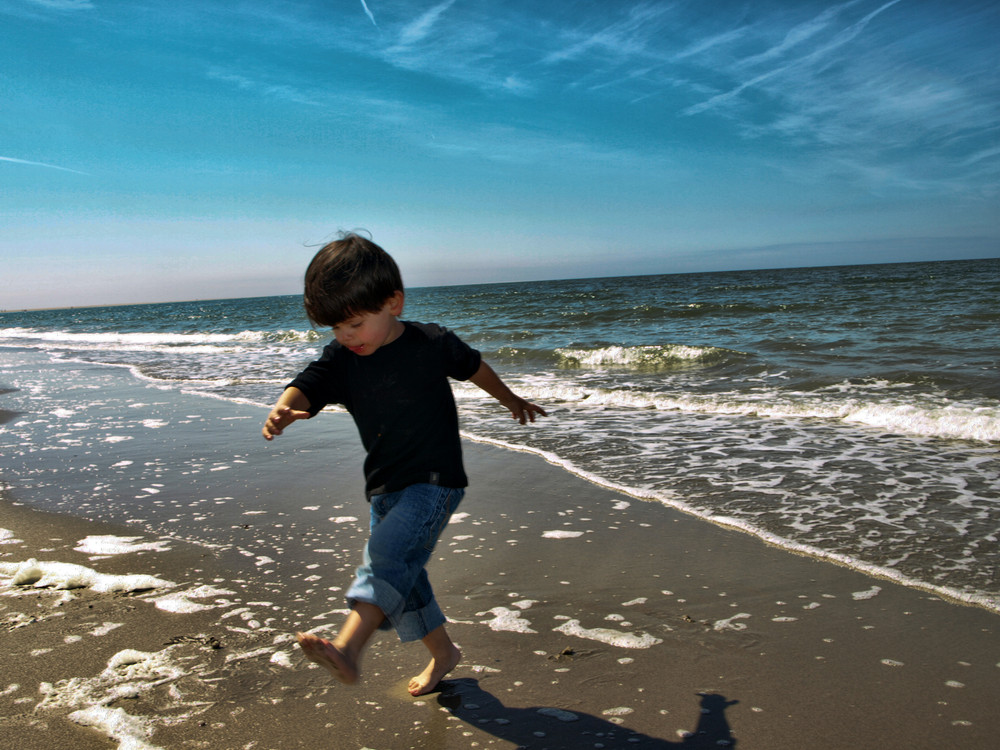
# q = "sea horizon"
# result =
<box><xmin>3</xmin><ymin>254</ymin><xmax>997</xmax><ymax>314</ymax></box>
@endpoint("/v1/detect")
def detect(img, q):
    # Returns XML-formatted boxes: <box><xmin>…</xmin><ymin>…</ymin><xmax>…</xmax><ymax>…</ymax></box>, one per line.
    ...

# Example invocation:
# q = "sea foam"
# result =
<box><xmin>553</xmin><ymin>619</ymin><xmax>662</xmax><ymax>648</ymax></box>
<box><xmin>0</xmin><ymin>559</ymin><xmax>174</xmax><ymax>593</ymax></box>
<box><xmin>74</xmin><ymin>535</ymin><xmax>172</xmax><ymax>556</ymax></box>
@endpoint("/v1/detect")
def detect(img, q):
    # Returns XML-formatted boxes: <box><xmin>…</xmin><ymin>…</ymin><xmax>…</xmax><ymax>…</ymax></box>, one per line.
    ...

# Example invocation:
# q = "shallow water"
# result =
<box><xmin>2</xmin><ymin>258</ymin><xmax>998</xmax><ymax>611</ymax></box>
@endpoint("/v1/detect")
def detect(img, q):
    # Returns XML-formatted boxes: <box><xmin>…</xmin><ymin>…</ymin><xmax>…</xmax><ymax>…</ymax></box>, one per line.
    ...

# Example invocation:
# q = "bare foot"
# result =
<box><xmin>408</xmin><ymin>644</ymin><xmax>462</xmax><ymax>696</ymax></box>
<box><xmin>296</xmin><ymin>631</ymin><xmax>358</xmax><ymax>684</ymax></box>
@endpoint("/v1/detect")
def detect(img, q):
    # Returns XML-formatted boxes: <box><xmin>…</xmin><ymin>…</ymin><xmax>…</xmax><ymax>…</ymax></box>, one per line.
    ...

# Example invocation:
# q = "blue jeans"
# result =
<box><xmin>346</xmin><ymin>484</ymin><xmax>464</xmax><ymax>642</ymax></box>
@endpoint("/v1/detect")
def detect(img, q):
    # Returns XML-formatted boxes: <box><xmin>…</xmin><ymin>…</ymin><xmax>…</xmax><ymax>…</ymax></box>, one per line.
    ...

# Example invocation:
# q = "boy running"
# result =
<box><xmin>262</xmin><ymin>233</ymin><xmax>546</xmax><ymax>696</ymax></box>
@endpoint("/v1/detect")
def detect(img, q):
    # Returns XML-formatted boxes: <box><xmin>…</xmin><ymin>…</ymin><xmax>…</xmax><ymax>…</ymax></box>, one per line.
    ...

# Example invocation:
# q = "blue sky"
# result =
<box><xmin>2</xmin><ymin>0</ymin><xmax>998</xmax><ymax>309</ymax></box>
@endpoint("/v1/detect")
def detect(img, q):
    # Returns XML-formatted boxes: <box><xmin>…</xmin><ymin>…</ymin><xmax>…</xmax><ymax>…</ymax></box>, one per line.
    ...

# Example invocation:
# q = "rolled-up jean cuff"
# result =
<box><xmin>345</xmin><ymin>579</ymin><xmax>441</xmax><ymax>642</ymax></box>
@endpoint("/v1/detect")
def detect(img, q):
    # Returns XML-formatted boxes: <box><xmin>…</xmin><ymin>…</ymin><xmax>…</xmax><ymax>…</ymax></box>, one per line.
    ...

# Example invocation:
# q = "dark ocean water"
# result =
<box><xmin>2</xmin><ymin>258</ymin><xmax>999</xmax><ymax>611</ymax></box>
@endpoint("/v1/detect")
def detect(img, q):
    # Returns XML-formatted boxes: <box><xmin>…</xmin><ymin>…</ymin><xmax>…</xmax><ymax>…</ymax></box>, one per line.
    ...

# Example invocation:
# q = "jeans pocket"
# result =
<box><xmin>422</xmin><ymin>487</ymin><xmax>463</xmax><ymax>552</ymax></box>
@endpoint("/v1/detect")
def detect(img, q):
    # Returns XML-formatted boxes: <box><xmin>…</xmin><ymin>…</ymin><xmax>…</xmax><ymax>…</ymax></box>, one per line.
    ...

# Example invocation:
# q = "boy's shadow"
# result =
<box><xmin>435</xmin><ymin>678</ymin><xmax>737</xmax><ymax>749</ymax></box>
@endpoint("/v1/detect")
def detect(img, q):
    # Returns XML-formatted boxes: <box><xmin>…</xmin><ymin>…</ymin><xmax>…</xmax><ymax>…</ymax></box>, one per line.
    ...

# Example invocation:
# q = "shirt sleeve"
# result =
<box><xmin>437</xmin><ymin>326</ymin><xmax>481</xmax><ymax>381</ymax></box>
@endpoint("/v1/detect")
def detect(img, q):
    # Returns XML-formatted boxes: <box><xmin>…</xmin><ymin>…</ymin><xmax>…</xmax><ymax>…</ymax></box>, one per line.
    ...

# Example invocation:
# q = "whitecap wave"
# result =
<box><xmin>0</xmin><ymin>327</ymin><xmax>320</xmax><ymax>351</ymax></box>
<box><xmin>463</xmin><ymin>381</ymin><xmax>1000</xmax><ymax>443</ymax></box>
<box><xmin>555</xmin><ymin>344</ymin><xmax>739</xmax><ymax>370</ymax></box>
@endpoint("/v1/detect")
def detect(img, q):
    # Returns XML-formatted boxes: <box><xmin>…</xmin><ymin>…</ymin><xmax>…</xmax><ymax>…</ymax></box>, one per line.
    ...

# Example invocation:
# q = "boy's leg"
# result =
<box><xmin>348</xmin><ymin>485</ymin><xmax>463</xmax><ymax>641</ymax></box>
<box><xmin>408</xmin><ymin>623</ymin><xmax>462</xmax><ymax>696</ymax></box>
<box><xmin>297</xmin><ymin>601</ymin><xmax>385</xmax><ymax>684</ymax></box>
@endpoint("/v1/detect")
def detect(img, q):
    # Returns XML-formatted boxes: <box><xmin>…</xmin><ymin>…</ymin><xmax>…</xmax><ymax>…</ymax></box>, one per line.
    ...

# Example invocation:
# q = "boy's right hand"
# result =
<box><xmin>262</xmin><ymin>405</ymin><xmax>311</xmax><ymax>440</ymax></box>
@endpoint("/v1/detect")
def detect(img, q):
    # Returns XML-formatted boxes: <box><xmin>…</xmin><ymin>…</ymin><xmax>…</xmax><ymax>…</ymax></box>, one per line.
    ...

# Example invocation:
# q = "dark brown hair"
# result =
<box><xmin>303</xmin><ymin>233</ymin><xmax>403</xmax><ymax>327</ymax></box>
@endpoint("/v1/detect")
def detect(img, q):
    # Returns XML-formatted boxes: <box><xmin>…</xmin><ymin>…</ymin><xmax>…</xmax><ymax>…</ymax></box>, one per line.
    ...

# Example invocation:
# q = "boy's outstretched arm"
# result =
<box><xmin>469</xmin><ymin>361</ymin><xmax>547</xmax><ymax>424</ymax></box>
<box><xmin>262</xmin><ymin>386</ymin><xmax>313</xmax><ymax>440</ymax></box>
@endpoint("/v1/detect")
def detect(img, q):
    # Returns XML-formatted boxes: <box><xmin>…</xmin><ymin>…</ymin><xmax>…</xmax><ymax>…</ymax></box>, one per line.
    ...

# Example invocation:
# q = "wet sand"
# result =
<box><xmin>2</xmin><ymin>359</ymin><xmax>999</xmax><ymax>749</ymax></box>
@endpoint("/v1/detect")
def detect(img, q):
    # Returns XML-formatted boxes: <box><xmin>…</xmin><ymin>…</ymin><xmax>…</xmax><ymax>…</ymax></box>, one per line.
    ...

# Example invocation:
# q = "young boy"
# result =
<box><xmin>262</xmin><ymin>233</ymin><xmax>546</xmax><ymax>696</ymax></box>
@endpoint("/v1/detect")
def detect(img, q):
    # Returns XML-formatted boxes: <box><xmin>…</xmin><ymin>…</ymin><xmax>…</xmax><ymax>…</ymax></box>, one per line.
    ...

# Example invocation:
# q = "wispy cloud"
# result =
<box><xmin>671</xmin><ymin>26</ymin><xmax>751</xmax><ymax>63</ymax></box>
<box><xmin>541</xmin><ymin>4</ymin><xmax>670</xmax><ymax>66</ymax></box>
<box><xmin>732</xmin><ymin>0</ymin><xmax>862</xmax><ymax>70</ymax></box>
<box><xmin>206</xmin><ymin>68</ymin><xmax>323</xmax><ymax>108</ymax></box>
<box><xmin>1</xmin><ymin>156</ymin><xmax>87</xmax><ymax>175</ymax></box>
<box><xmin>631</xmin><ymin>0</ymin><xmax>1000</xmax><ymax>193</ymax></box>
<box><xmin>368</xmin><ymin>0</ymin><xmax>520</xmax><ymax>95</ymax></box>
<box><xmin>422</xmin><ymin>120</ymin><xmax>668</xmax><ymax>173</ymax></box>
<box><xmin>683</xmin><ymin>0</ymin><xmax>903</xmax><ymax>117</ymax></box>
<box><xmin>23</xmin><ymin>0</ymin><xmax>93</xmax><ymax>9</ymax></box>
<box><xmin>961</xmin><ymin>146</ymin><xmax>1000</xmax><ymax>169</ymax></box>
<box><xmin>198</xmin><ymin>0</ymin><xmax>998</xmax><ymax>196</ymax></box>
<box><xmin>395</xmin><ymin>0</ymin><xmax>457</xmax><ymax>48</ymax></box>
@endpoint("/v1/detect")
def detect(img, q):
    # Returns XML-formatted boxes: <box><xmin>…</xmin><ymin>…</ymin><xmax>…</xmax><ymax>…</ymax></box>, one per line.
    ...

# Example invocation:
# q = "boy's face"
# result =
<box><xmin>332</xmin><ymin>291</ymin><xmax>405</xmax><ymax>356</ymax></box>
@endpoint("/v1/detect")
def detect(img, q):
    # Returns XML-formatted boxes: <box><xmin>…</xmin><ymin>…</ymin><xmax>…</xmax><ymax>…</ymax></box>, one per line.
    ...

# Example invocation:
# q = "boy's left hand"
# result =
<box><xmin>502</xmin><ymin>397</ymin><xmax>547</xmax><ymax>424</ymax></box>
<box><xmin>469</xmin><ymin>361</ymin><xmax>547</xmax><ymax>425</ymax></box>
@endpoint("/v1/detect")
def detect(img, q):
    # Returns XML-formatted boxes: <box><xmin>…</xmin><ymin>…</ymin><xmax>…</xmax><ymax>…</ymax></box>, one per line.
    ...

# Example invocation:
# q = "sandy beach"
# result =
<box><xmin>2</xmin><ymin>355</ymin><xmax>999</xmax><ymax>749</ymax></box>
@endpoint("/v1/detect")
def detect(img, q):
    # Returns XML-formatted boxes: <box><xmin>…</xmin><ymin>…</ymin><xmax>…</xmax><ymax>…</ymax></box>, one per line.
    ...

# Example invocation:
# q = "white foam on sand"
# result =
<box><xmin>68</xmin><ymin>706</ymin><xmax>162</xmax><ymax>750</ymax></box>
<box><xmin>542</xmin><ymin>530</ymin><xmax>585</xmax><ymax>539</ymax></box>
<box><xmin>0</xmin><ymin>528</ymin><xmax>23</xmax><ymax>545</ymax></box>
<box><xmin>478</xmin><ymin>606</ymin><xmax>537</xmax><ymax>633</ymax></box>
<box><xmin>0</xmin><ymin>559</ymin><xmax>175</xmax><ymax>594</ymax></box>
<box><xmin>853</xmin><ymin>585</ymin><xmax>882</xmax><ymax>600</ymax></box>
<box><xmin>38</xmin><ymin>647</ymin><xmax>192</xmax><ymax>750</ymax></box>
<box><xmin>552</xmin><ymin>619</ymin><xmax>662</xmax><ymax>648</ymax></box>
<box><xmin>713</xmin><ymin>613</ymin><xmax>752</xmax><ymax>632</ymax></box>
<box><xmin>603</xmin><ymin>706</ymin><xmax>634</xmax><ymax>716</ymax></box>
<box><xmin>90</xmin><ymin>622</ymin><xmax>124</xmax><ymax>637</ymax></box>
<box><xmin>149</xmin><ymin>584</ymin><xmax>235</xmax><ymax>613</ymax></box>
<box><xmin>74</xmin><ymin>535</ymin><xmax>172</xmax><ymax>556</ymax></box>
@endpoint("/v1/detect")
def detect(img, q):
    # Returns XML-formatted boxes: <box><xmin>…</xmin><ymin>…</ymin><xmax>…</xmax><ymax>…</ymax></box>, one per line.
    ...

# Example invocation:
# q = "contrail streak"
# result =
<box><xmin>360</xmin><ymin>0</ymin><xmax>377</xmax><ymax>27</ymax></box>
<box><xmin>1</xmin><ymin>156</ymin><xmax>88</xmax><ymax>175</ymax></box>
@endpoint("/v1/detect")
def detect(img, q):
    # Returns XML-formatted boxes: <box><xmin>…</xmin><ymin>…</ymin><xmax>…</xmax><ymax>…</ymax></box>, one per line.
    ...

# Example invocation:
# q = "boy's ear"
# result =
<box><xmin>387</xmin><ymin>290</ymin><xmax>405</xmax><ymax>315</ymax></box>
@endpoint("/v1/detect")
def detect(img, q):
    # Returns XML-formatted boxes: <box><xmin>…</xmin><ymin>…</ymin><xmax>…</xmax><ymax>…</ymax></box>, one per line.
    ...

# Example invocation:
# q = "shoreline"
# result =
<box><xmin>2</xmin><ymin>353</ymin><xmax>1000</xmax><ymax>749</ymax></box>
<box><xmin>6</xmin><ymin>345</ymin><xmax>996</xmax><ymax>615</ymax></box>
<box><xmin>461</xmin><ymin>432</ymin><xmax>1000</xmax><ymax>617</ymax></box>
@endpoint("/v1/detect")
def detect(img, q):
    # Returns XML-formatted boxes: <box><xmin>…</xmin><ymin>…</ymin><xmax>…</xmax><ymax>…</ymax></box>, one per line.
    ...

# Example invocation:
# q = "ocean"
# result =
<box><xmin>2</xmin><ymin>257</ymin><xmax>999</xmax><ymax>613</ymax></box>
